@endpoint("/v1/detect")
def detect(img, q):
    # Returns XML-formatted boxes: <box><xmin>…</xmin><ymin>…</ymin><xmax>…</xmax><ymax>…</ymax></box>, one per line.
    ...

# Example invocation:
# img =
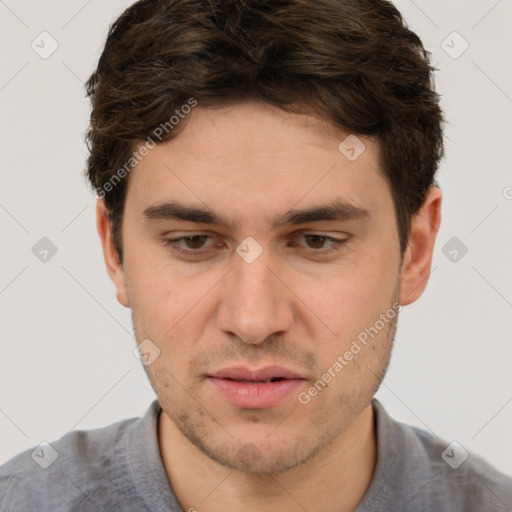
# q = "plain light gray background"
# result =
<box><xmin>1</xmin><ymin>0</ymin><xmax>511</xmax><ymax>476</ymax></box>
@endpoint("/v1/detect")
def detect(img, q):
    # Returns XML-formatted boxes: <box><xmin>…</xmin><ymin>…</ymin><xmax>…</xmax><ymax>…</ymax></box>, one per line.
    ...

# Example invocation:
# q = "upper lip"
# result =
<box><xmin>207</xmin><ymin>365</ymin><xmax>306</xmax><ymax>381</ymax></box>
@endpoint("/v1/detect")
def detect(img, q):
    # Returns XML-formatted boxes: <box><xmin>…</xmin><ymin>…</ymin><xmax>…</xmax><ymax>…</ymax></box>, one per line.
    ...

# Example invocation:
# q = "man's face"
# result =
<box><xmin>115</xmin><ymin>101</ymin><xmax>403</xmax><ymax>473</ymax></box>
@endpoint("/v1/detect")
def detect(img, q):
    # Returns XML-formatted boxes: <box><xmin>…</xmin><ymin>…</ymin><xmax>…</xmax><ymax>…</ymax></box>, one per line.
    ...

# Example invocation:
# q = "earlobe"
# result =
<box><xmin>399</xmin><ymin>186</ymin><xmax>442</xmax><ymax>306</ymax></box>
<box><xmin>95</xmin><ymin>199</ymin><xmax>130</xmax><ymax>308</ymax></box>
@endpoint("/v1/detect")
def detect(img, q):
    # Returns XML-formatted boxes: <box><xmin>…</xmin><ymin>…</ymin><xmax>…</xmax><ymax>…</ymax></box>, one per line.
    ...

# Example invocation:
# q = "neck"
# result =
<box><xmin>158</xmin><ymin>403</ymin><xmax>376</xmax><ymax>512</ymax></box>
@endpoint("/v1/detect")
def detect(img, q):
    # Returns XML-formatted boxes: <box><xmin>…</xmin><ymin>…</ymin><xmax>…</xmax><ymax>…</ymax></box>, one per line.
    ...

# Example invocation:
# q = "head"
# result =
<box><xmin>88</xmin><ymin>0</ymin><xmax>443</xmax><ymax>474</ymax></box>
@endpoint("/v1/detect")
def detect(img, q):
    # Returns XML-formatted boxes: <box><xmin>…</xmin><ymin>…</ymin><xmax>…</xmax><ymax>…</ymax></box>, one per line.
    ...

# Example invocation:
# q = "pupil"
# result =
<box><xmin>306</xmin><ymin>235</ymin><xmax>325</xmax><ymax>249</ymax></box>
<box><xmin>185</xmin><ymin>235</ymin><xmax>207</xmax><ymax>249</ymax></box>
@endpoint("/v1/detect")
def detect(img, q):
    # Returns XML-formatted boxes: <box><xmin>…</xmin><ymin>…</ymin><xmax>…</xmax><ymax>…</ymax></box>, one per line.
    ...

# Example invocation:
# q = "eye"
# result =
<box><xmin>163</xmin><ymin>232</ymin><xmax>348</xmax><ymax>258</ymax></box>
<box><xmin>176</xmin><ymin>235</ymin><xmax>209</xmax><ymax>249</ymax></box>
<box><xmin>303</xmin><ymin>234</ymin><xmax>335</xmax><ymax>249</ymax></box>
<box><xmin>294</xmin><ymin>234</ymin><xmax>348</xmax><ymax>253</ymax></box>
<box><xmin>164</xmin><ymin>234</ymin><xmax>218</xmax><ymax>254</ymax></box>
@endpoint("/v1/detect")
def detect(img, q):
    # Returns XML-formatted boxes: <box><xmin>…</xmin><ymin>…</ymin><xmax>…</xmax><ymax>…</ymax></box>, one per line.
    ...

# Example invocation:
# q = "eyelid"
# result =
<box><xmin>290</xmin><ymin>233</ymin><xmax>349</xmax><ymax>252</ymax></box>
<box><xmin>164</xmin><ymin>233</ymin><xmax>219</xmax><ymax>249</ymax></box>
<box><xmin>163</xmin><ymin>231</ymin><xmax>349</xmax><ymax>257</ymax></box>
<box><xmin>163</xmin><ymin>230</ymin><xmax>349</xmax><ymax>241</ymax></box>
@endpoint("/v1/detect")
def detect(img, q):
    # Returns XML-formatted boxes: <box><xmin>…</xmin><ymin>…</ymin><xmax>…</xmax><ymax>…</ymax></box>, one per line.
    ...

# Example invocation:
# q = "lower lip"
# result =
<box><xmin>207</xmin><ymin>377</ymin><xmax>305</xmax><ymax>409</ymax></box>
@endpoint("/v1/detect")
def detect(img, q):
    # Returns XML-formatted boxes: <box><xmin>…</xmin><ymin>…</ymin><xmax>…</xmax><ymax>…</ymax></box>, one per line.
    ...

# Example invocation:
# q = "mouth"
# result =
<box><xmin>218</xmin><ymin>377</ymin><xmax>287</xmax><ymax>383</ymax></box>
<box><xmin>207</xmin><ymin>365</ymin><xmax>305</xmax><ymax>381</ymax></box>
<box><xmin>206</xmin><ymin>365</ymin><xmax>307</xmax><ymax>409</ymax></box>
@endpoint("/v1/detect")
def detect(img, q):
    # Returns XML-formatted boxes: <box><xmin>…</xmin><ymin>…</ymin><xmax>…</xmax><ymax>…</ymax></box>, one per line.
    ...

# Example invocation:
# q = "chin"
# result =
<box><xmin>197</xmin><ymin>430</ymin><xmax>328</xmax><ymax>475</ymax></box>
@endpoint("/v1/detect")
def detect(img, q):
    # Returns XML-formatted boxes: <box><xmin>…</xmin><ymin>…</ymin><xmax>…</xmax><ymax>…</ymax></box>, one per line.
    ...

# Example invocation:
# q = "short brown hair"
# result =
<box><xmin>85</xmin><ymin>0</ymin><xmax>444</xmax><ymax>262</ymax></box>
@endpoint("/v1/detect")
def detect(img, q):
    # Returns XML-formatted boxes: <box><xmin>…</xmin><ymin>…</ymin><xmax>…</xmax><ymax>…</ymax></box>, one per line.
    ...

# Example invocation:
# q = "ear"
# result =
<box><xmin>96</xmin><ymin>199</ymin><xmax>130</xmax><ymax>308</ymax></box>
<box><xmin>399</xmin><ymin>186</ymin><xmax>442</xmax><ymax>306</ymax></box>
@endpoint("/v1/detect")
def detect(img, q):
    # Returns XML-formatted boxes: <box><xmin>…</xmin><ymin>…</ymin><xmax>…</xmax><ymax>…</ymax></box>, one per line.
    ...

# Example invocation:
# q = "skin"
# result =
<box><xmin>97</xmin><ymin>101</ymin><xmax>442</xmax><ymax>512</ymax></box>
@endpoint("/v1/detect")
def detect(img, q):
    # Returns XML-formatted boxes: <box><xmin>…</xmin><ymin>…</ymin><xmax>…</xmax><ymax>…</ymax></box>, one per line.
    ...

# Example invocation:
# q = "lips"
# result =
<box><xmin>207</xmin><ymin>365</ymin><xmax>307</xmax><ymax>409</ymax></box>
<box><xmin>208</xmin><ymin>365</ymin><xmax>305</xmax><ymax>382</ymax></box>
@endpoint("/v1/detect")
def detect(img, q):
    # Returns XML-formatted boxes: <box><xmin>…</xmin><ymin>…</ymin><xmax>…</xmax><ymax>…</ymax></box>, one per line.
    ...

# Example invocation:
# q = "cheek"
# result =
<box><xmin>124</xmin><ymin>252</ymin><xmax>225</xmax><ymax>367</ymax></box>
<box><xmin>302</xmin><ymin>255</ymin><xmax>399</xmax><ymax>339</ymax></box>
<box><xmin>299</xmin><ymin>246</ymin><xmax>400</xmax><ymax>378</ymax></box>
<box><xmin>124</xmin><ymin>242</ymin><xmax>186</xmax><ymax>316</ymax></box>
<box><xmin>311</xmin><ymin>307</ymin><xmax>396</xmax><ymax>407</ymax></box>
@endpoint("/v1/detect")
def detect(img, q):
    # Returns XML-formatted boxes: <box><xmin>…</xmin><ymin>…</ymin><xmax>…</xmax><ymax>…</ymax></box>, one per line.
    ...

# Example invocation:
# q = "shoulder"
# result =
<box><xmin>0</xmin><ymin>412</ymin><xmax>146</xmax><ymax>512</ymax></box>
<box><xmin>370</xmin><ymin>399</ymin><xmax>512</xmax><ymax>511</ymax></box>
<box><xmin>411</xmin><ymin>425</ymin><xmax>512</xmax><ymax>509</ymax></box>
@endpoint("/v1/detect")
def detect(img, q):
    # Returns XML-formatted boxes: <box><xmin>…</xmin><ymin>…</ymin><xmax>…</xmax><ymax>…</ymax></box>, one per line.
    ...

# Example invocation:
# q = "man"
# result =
<box><xmin>1</xmin><ymin>0</ymin><xmax>511</xmax><ymax>510</ymax></box>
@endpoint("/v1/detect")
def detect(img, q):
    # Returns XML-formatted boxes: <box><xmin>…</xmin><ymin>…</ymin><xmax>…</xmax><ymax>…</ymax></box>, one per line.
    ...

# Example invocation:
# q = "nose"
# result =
<box><xmin>217</xmin><ymin>246</ymin><xmax>294</xmax><ymax>345</ymax></box>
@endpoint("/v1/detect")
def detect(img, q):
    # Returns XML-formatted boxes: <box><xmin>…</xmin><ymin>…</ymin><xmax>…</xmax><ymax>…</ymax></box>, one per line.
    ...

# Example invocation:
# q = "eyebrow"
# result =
<box><xmin>142</xmin><ymin>199</ymin><xmax>370</xmax><ymax>230</ymax></box>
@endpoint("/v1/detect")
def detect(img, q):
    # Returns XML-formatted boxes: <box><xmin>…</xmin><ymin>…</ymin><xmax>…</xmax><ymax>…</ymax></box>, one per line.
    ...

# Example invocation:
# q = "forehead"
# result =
<box><xmin>125</xmin><ymin>101</ymin><xmax>391</xmax><ymax>222</ymax></box>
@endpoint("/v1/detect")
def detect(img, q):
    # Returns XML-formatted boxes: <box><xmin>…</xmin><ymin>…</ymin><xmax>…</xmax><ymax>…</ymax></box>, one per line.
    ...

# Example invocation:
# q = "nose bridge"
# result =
<box><xmin>235</xmin><ymin>252</ymin><xmax>275</xmax><ymax>303</ymax></box>
<box><xmin>218</xmin><ymin>245</ymin><xmax>292</xmax><ymax>344</ymax></box>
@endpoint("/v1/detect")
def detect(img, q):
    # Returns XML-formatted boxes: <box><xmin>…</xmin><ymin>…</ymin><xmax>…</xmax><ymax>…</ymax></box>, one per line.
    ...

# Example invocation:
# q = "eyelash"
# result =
<box><xmin>163</xmin><ymin>233</ymin><xmax>348</xmax><ymax>257</ymax></box>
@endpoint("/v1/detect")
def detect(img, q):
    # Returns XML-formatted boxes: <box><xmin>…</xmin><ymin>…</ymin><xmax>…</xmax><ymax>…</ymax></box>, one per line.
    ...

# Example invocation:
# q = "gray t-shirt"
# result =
<box><xmin>1</xmin><ymin>398</ymin><xmax>511</xmax><ymax>511</ymax></box>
